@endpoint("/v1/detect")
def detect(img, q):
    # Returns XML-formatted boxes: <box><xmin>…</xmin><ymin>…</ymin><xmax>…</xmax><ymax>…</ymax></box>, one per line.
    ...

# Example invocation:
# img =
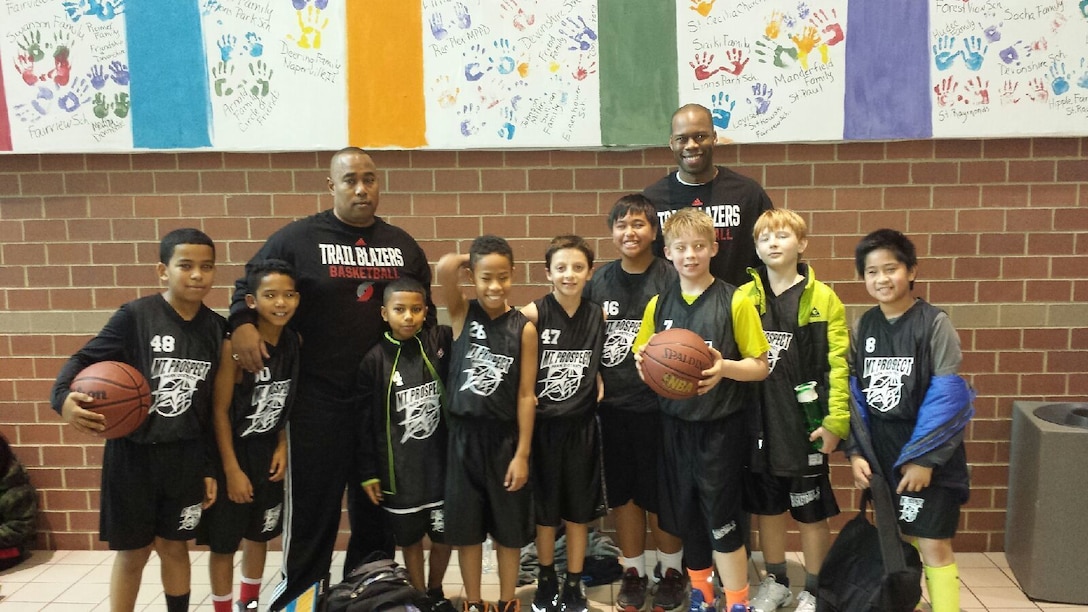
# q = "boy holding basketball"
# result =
<box><xmin>632</xmin><ymin>208</ymin><xmax>770</xmax><ymax>611</ymax></box>
<box><xmin>436</xmin><ymin>236</ymin><xmax>537</xmax><ymax>612</ymax></box>
<box><xmin>203</xmin><ymin>259</ymin><xmax>301</xmax><ymax>612</ymax></box>
<box><xmin>357</xmin><ymin>277</ymin><xmax>456</xmax><ymax>612</ymax></box>
<box><xmin>738</xmin><ymin>210</ymin><xmax>849</xmax><ymax>612</ymax></box>
<box><xmin>583</xmin><ymin>195</ymin><xmax>683</xmax><ymax>612</ymax></box>
<box><xmin>520</xmin><ymin>235</ymin><xmax>606</xmax><ymax>612</ymax></box>
<box><xmin>846</xmin><ymin>229</ymin><xmax>973</xmax><ymax>612</ymax></box>
<box><xmin>51</xmin><ymin>228</ymin><xmax>226</xmax><ymax>612</ymax></box>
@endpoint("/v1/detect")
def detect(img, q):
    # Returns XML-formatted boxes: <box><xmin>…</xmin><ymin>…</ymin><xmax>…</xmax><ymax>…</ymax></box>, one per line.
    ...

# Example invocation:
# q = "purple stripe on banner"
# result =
<box><xmin>843</xmin><ymin>1</ymin><xmax>932</xmax><ymax>140</ymax></box>
<box><xmin>124</xmin><ymin>1</ymin><xmax>211</xmax><ymax>149</ymax></box>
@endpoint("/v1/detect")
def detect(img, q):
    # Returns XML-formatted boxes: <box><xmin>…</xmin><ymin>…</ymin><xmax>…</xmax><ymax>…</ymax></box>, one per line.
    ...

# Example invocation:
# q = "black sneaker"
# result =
<box><xmin>533</xmin><ymin>572</ymin><xmax>561</xmax><ymax>612</ymax></box>
<box><xmin>651</xmin><ymin>568</ymin><xmax>688</xmax><ymax>612</ymax></box>
<box><xmin>617</xmin><ymin>567</ymin><xmax>649</xmax><ymax>612</ymax></box>
<box><xmin>234</xmin><ymin>600</ymin><xmax>257</xmax><ymax>612</ymax></box>
<box><xmin>465</xmin><ymin>601</ymin><xmax>487</xmax><ymax>612</ymax></box>
<box><xmin>427</xmin><ymin>589</ymin><xmax>458</xmax><ymax>612</ymax></box>
<box><xmin>560</xmin><ymin>581</ymin><xmax>589</xmax><ymax>612</ymax></box>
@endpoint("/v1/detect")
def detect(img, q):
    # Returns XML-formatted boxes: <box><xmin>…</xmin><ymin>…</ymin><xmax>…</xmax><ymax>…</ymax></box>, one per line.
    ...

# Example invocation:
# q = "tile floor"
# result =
<box><xmin>0</xmin><ymin>548</ymin><xmax>1086</xmax><ymax>611</ymax></box>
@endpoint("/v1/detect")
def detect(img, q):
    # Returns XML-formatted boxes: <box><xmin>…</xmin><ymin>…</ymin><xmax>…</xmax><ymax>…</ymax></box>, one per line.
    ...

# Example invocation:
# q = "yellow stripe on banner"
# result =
<box><xmin>347</xmin><ymin>1</ymin><xmax>426</xmax><ymax>148</ymax></box>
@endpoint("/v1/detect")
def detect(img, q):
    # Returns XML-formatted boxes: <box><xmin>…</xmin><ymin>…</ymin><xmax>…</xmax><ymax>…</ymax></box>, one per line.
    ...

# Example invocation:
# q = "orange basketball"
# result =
<box><xmin>70</xmin><ymin>361</ymin><xmax>151</xmax><ymax>439</ymax></box>
<box><xmin>641</xmin><ymin>328</ymin><xmax>714</xmax><ymax>400</ymax></box>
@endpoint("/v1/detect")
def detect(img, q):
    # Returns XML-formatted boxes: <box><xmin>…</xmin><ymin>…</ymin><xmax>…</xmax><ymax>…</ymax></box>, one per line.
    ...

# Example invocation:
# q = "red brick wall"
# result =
<box><xmin>1</xmin><ymin>139</ymin><xmax>1086</xmax><ymax>552</ymax></box>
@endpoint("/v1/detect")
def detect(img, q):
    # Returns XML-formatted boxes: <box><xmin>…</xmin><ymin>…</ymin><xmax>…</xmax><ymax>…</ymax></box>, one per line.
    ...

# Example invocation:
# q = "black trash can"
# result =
<box><xmin>1006</xmin><ymin>401</ymin><xmax>1088</xmax><ymax>604</ymax></box>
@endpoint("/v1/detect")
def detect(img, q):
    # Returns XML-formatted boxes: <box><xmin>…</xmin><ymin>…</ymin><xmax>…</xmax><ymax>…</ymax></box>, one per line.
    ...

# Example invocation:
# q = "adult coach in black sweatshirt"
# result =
<box><xmin>229</xmin><ymin>147</ymin><xmax>435</xmax><ymax>610</ymax></box>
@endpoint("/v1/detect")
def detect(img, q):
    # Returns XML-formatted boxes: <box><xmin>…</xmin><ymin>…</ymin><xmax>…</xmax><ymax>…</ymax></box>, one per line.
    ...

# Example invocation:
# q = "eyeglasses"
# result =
<box><xmin>671</xmin><ymin>133</ymin><xmax>714</xmax><ymax>146</ymax></box>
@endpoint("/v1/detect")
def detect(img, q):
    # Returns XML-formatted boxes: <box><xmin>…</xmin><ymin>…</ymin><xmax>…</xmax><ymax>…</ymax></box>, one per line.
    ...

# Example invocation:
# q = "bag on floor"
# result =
<box><xmin>816</xmin><ymin>489</ymin><xmax>922</xmax><ymax>612</ymax></box>
<box><xmin>325</xmin><ymin>552</ymin><xmax>429</xmax><ymax>612</ymax></box>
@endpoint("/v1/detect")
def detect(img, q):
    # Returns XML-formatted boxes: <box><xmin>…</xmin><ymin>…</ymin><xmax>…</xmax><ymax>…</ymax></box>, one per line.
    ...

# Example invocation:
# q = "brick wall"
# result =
<box><xmin>1</xmin><ymin>139</ymin><xmax>1086</xmax><ymax>552</ymax></box>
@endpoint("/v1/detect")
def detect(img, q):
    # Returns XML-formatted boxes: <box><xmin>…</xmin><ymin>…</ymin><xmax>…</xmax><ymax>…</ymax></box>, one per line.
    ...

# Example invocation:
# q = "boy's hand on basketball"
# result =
<box><xmin>811</xmin><ymin>427</ymin><xmax>841</xmax><ymax>454</ymax></box>
<box><xmin>61</xmin><ymin>391</ymin><xmax>107</xmax><ymax>434</ymax></box>
<box><xmin>897</xmin><ymin>463</ymin><xmax>932</xmax><ymax>494</ymax></box>
<box><xmin>850</xmin><ymin>455</ymin><xmax>872</xmax><ymax>489</ymax></box>
<box><xmin>203</xmin><ymin>476</ymin><xmax>218</xmax><ymax>509</ymax></box>
<box><xmin>226</xmin><ymin>467</ymin><xmax>254</xmax><ymax>504</ymax></box>
<box><xmin>697</xmin><ymin>347</ymin><xmax>725</xmax><ymax>394</ymax></box>
<box><xmin>504</xmin><ymin>455</ymin><xmax>529</xmax><ymax>491</ymax></box>
<box><xmin>633</xmin><ymin>345</ymin><xmax>646</xmax><ymax>382</ymax></box>
<box><xmin>269</xmin><ymin>443</ymin><xmax>287</xmax><ymax>482</ymax></box>
<box><xmin>363</xmin><ymin>481</ymin><xmax>383</xmax><ymax>505</ymax></box>
<box><xmin>231</xmin><ymin>323</ymin><xmax>268</xmax><ymax>373</ymax></box>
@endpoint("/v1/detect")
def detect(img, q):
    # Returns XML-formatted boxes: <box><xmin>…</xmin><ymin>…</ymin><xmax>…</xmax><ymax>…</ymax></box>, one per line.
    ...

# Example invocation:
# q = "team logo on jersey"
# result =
<box><xmin>150</xmin><ymin>358</ymin><xmax>213</xmax><ymax>418</ymax></box>
<box><xmin>395</xmin><ymin>380</ymin><xmax>442</xmax><ymax>442</ymax></box>
<box><xmin>899</xmin><ymin>496</ymin><xmax>924</xmax><ymax>523</ymax></box>
<box><xmin>460</xmin><ymin>343</ymin><xmax>514</xmax><ymax>396</ymax></box>
<box><xmin>862</xmin><ymin>356</ymin><xmax>914</xmax><ymax>412</ymax></box>
<box><xmin>602</xmin><ymin>320</ymin><xmax>641</xmax><ymax>367</ymax></box>
<box><xmin>789</xmin><ymin>486</ymin><xmax>820</xmax><ymax>509</ymax></box>
<box><xmin>764</xmin><ymin>331</ymin><xmax>793</xmax><ymax>374</ymax></box>
<box><xmin>241</xmin><ymin>379</ymin><xmax>292</xmax><ymax>436</ymax></box>
<box><xmin>178</xmin><ymin>503</ymin><xmax>202</xmax><ymax>531</ymax></box>
<box><xmin>537</xmin><ymin>349</ymin><xmax>592</xmax><ymax>402</ymax></box>
<box><xmin>262</xmin><ymin>503</ymin><xmax>282</xmax><ymax>533</ymax></box>
<box><xmin>430</xmin><ymin>508</ymin><xmax>445</xmax><ymax>533</ymax></box>
<box><xmin>711</xmin><ymin>520</ymin><xmax>737</xmax><ymax>541</ymax></box>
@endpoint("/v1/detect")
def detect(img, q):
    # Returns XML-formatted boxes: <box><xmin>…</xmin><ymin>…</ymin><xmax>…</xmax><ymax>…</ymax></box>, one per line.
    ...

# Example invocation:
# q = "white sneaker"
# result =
<box><xmin>748</xmin><ymin>575</ymin><xmax>793</xmax><ymax>612</ymax></box>
<box><xmin>794</xmin><ymin>590</ymin><xmax>816</xmax><ymax>612</ymax></box>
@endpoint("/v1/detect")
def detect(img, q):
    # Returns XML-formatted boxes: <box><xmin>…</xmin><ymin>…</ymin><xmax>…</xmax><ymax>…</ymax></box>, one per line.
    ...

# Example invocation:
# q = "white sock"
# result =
<box><xmin>621</xmin><ymin>554</ymin><xmax>646</xmax><ymax>576</ymax></box>
<box><xmin>657</xmin><ymin>550</ymin><xmax>684</xmax><ymax>575</ymax></box>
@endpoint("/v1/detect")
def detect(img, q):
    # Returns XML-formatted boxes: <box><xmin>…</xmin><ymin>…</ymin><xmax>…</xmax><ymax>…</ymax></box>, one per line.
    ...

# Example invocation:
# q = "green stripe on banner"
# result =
<box><xmin>599</xmin><ymin>0</ymin><xmax>677</xmax><ymax>147</ymax></box>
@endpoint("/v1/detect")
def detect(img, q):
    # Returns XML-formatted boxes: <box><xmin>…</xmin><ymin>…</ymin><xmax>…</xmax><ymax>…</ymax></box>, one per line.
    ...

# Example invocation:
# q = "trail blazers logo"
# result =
<box><xmin>538</xmin><ymin>349</ymin><xmax>592</xmax><ymax>402</ymax></box>
<box><xmin>395</xmin><ymin>380</ymin><xmax>442</xmax><ymax>442</ymax></box>
<box><xmin>764</xmin><ymin>331</ymin><xmax>793</xmax><ymax>374</ymax></box>
<box><xmin>318</xmin><ymin>239</ymin><xmax>405</xmax><ymax>301</ymax></box>
<box><xmin>602</xmin><ymin>320</ymin><xmax>640</xmax><ymax>367</ymax></box>
<box><xmin>150</xmin><ymin>358</ymin><xmax>212</xmax><ymax>417</ymax></box>
<box><xmin>862</xmin><ymin>355</ymin><xmax>914</xmax><ymax>412</ymax></box>
<box><xmin>460</xmin><ymin>343</ymin><xmax>515</xmax><ymax>396</ymax></box>
<box><xmin>242</xmin><ymin>379</ymin><xmax>292</xmax><ymax>436</ymax></box>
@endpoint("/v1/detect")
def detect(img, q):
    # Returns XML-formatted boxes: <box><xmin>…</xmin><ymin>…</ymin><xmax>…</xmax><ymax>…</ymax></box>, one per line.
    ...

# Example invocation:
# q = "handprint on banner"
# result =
<box><xmin>92</xmin><ymin>92</ymin><xmax>111</xmax><ymax>118</ymax></box>
<box><xmin>288</xmin><ymin>6</ymin><xmax>330</xmax><ymax>49</ymax></box>
<box><xmin>62</xmin><ymin>0</ymin><xmax>123</xmax><ymax>22</ymax></box>
<box><xmin>88</xmin><ymin>64</ymin><xmax>108</xmax><ymax>89</ymax></box>
<box><xmin>999</xmin><ymin>80</ymin><xmax>1019</xmax><ymax>105</ymax></box>
<box><xmin>1050</xmin><ymin>13</ymin><xmax>1067</xmax><ymax>32</ymax></box>
<box><xmin>454</xmin><ymin>2</ymin><xmax>472</xmax><ymax>29</ymax></box>
<box><xmin>501</xmin><ymin>0</ymin><xmax>536</xmax><ymax>31</ymax></box>
<box><xmin>721</xmin><ymin>48</ymin><xmax>749</xmax><ymax>76</ymax></box>
<box><xmin>113</xmin><ymin>92</ymin><xmax>130</xmax><ymax>118</ymax></box>
<box><xmin>458</xmin><ymin>103</ymin><xmax>482</xmax><ymax>136</ymax></box>
<box><xmin>689</xmin><ymin>53</ymin><xmax>724</xmax><ymax>81</ymax></box>
<box><xmin>1049</xmin><ymin>61</ymin><xmax>1070</xmax><ymax>95</ymax></box>
<box><xmin>561</xmin><ymin>16</ymin><xmax>597</xmax><ymax>52</ymax></box>
<box><xmin>429</xmin><ymin>12</ymin><xmax>448</xmax><ymax>41</ymax></box>
<box><xmin>689</xmin><ymin>0</ymin><xmax>715</xmax><ymax>18</ymax></box>
<box><xmin>809</xmin><ymin>8</ymin><xmax>843</xmax><ymax>46</ymax></box>
<box><xmin>475</xmin><ymin>85</ymin><xmax>501</xmax><ymax>109</ymax></box>
<box><xmin>709</xmin><ymin>92</ymin><xmax>735</xmax><ymax>129</ymax></box>
<box><xmin>765</xmin><ymin>10</ymin><xmax>784</xmax><ymax>39</ymax></box>
<box><xmin>962</xmin><ymin>76</ymin><xmax>989</xmax><ymax>104</ymax></box>
<box><xmin>14</xmin><ymin>54</ymin><xmax>40</xmax><ymax>86</ymax></box>
<box><xmin>789</xmin><ymin>26</ymin><xmax>822</xmax><ymax>69</ymax></box>
<box><xmin>982</xmin><ymin>22</ymin><xmax>1003</xmax><ymax>43</ymax></box>
<box><xmin>109</xmin><ymin>61</ymin><xmax>129</xmax><ymax>85</ymax></box>
<box><xmin>747</xmin><ymin>83</ymin><xmax>774</xmax><ymax>114</ymax></box>
<box><xmin>244</xmin><ymin>33</ymin><xmax>264</xmax><ymax>57</ymax></box>
<box><xmin>796</xmin><ymin>2</ymin><xmax>810</xmax><ymax>20</ymax></box>
<box><xmin>434</xmin><ymin>76</ymin><xmax>460</xmax><ymax>109</ymax></box>
<box><xmin>754</xmin><ymin>37</ymin><xmax>798</xmax><ymax>69</ymax></box>
<box><xmin>19</xmin><ymin>31</ymin><xmax>46</xmax><ymax>62</ymax></box>
<box><xmin>1077</xmin><ymin>58</ymin><xmax>1088</xmax><ymax>89</ymax></box>
<box><xmin>57</xmin><ymin>77</ymin><xmax>91</xmax><ymax>113</ymax></box>
<box><xmin>998</xmin><ymin>41</ymin><xmax>1031</xmax><ymax>65</ymax></box>
<box><xmin>1025</xmin><ymin>77</ymin><xmax>1048</xmax><ymax>102</ymax></box>
<box><xmin>463</xmin><ymin>44</ymin><xmax>490</xmax><ymax>82</ymax></box>
<box><xmin>491</xmin><ymin>39</ymin><xmax>517</xmax><ymax>75</ymax></box>
<box><xmin>218</xmin><ymin>34</ymin><xmax>237</xmax><ymax>62</ymax></box>
<box><xmin>248</xmin><ymin>61</ymin><xmax>273</xmax><ymax>97</ymax></box>
<box><xmin>573</xmin><ymin>58</ymin><xmax>597</xmax><ymax>81</ymax></box>
<box><xmin>212</xmin><ymin>61</ymin><xmax>236</xmax><ymax>97</ymax></box>
<box><xmin>932</xmin><ymin>36</ymin><xmax>960</xmax><ymax>71</ymax></box>
<box><xmin>933</xmin><ymin>76</ymin><xmax>962</xmax><ymax>107</ymax></box>
<box><xmin>50</xmin><ymin>32</ymin><xmax>74</xmax><ymax>87</ymax></box>
<box><xmin>14</xmin><ymin>86</ymin><xmax>54</xmax><ymax>123</ymax></box>
<box><xmin>961</xmin><ymin>36</ymin><xmax>987</xmax><ymax>71</ymax></box>
<box><xmin>497</xmin><ymin>107</ymin><xmax>516</xmax><ymax>140</ymax></box>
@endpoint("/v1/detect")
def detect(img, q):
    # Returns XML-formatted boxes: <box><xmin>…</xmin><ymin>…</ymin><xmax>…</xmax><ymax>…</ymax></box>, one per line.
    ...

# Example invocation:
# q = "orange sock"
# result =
<box><xmin>724</xmin><ymin>586</ymin><xmax>749</xmax><ymax>609</ymax></box>
<box><xmin>687</xmin><ymin>567</ymin><xmax>715</xmax><ymax>602</ymax></box>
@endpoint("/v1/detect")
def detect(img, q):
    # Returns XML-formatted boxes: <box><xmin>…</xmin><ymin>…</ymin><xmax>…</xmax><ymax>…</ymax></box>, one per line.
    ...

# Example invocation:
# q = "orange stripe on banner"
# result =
<box><xmin>347</xmin><ymin>2</ymin><xmax>426</xmax><ymax>148</ymax></box>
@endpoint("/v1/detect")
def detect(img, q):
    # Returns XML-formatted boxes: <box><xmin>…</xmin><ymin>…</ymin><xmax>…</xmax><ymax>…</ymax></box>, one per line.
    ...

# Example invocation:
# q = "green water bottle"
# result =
<box><xmin>794</xmin><ymin>381</ymin><xmax>823</xmax><ymax>451</ymax></box>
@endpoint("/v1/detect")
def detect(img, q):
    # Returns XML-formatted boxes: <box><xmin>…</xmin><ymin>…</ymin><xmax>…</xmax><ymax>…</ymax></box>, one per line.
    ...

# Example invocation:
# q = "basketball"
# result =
<box><xmin>70</xmin><ymin>361</ymin><xmax>151</xmax><ymax>439</ymax></box>
<box><xmin>641</xmin><ymin>328</ymin><xmax>715</xmax><ymax>400</ymax></box>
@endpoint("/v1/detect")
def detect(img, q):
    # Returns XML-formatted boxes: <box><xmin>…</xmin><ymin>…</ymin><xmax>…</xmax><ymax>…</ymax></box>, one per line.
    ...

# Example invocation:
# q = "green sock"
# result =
<box><xmin>924</xmin><ymin>563</ymin><xmax>959</xmax><ymax>612</ymax></box>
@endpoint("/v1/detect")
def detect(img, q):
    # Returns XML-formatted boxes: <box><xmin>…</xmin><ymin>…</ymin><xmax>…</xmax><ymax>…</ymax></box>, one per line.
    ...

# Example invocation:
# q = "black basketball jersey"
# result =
<box><xmin>50</xmin><ymin>294</ymin><xmax>226</xmax><ymax>444</ymax></box>
<box><xmin>584</xmin><ymin>258</ymin><xmax>676</xmax><ymax>413</ymax></box>
<box><xmin>447</xmin><ymin>301</ymin><xmax>529</xmax><ymax>421</ymax></box>
<box><xmin>532</xmin><ymin>294</ymin><xmax>604</xmax><ymax>419</ymax></box>
<box><xmin>229</xmin><ymin>329</ymin><xmax>301</xmax><ymax>439</ymax></box>
<box><xmin>358</xmin><ymin>325</ymin><xmax>452</xmax><ymax>507</ymax></box>
<box><xmin>653</xmin><ymin>280</ymin><xmax>745</xmax><ymax>422</ymax></box>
